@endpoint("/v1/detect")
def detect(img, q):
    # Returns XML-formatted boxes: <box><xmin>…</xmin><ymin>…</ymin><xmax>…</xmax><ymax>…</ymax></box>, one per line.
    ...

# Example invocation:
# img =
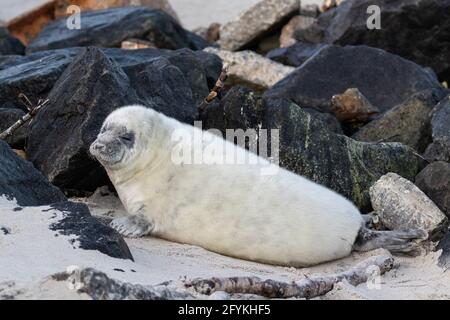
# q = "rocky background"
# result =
<box><xmin>0</xmin><ymin>0</ymin><xmax>450</xmax><ymax>299</ymax></box>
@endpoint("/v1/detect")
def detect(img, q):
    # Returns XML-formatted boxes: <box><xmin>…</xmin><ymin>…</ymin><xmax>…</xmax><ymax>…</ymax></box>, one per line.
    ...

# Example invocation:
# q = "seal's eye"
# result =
<box><xmin>119</xmin><ymin>132</ymin><xmax>135</xmax><ymax>146</ymax></box>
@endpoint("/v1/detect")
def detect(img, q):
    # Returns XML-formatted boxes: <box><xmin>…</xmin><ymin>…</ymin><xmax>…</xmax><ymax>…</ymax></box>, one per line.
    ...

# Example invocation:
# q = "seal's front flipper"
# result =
<box><xmin>110</xmin><ymin>214</ymin><xmax>155</xmax><ymax>238</ymax></box>
<box><xmin>353</xmin><ymin>227</ymin><xmax>428</xmax><ymax>256</ymax></box>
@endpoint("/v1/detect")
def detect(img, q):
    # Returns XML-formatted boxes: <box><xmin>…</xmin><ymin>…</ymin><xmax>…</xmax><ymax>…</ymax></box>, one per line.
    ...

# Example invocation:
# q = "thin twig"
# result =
<box><xmin>198</xmin><ymin>64</ymin><xmax>229</xmax><ymax>113</ymax></box>
<box><xmin>185</xmin><ymin>255</ymin><xmax>395</xmax><ymax>299</ymax></box>
<box><xmin>0</xmin><ymin>94</ymin><xmax>49</xmax><ymax>140</ymax></box>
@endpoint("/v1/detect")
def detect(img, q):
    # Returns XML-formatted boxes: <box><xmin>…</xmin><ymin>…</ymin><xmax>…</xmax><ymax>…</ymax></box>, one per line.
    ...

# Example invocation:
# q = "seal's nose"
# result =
<box><xmin>93</xmin><ymin>142</ymin><xmax>106</xmax><ymax>152</ymax></box>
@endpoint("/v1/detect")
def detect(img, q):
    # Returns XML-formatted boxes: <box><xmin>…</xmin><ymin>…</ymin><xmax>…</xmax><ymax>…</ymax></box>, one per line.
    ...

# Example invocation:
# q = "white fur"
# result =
<box><xmin>101</xmin><ymin>105</ymin><xmax>364</xmax><ymax>267</ymax></box>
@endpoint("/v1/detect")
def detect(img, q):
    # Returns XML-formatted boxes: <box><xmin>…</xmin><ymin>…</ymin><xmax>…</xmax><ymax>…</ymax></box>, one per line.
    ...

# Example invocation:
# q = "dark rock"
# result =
<box><xmin>27</xmin><ymin>48</ymin><xmax>136</xmax><ymax>191</ymax></box>
<box><xmin>52</xmin><ymin>267</ymin><xmax>191</xmax><ymax>299</ymax></box>
<box><xmin>27</xmin><ymin>7</ymin><xmax>205</xmax><ymax>53</ymax></box>
<box><xmin>262</xmin><ymin>98</ymin><xmax>422</xmax><ymax>211</ymax></box>
<box><xmin>0</xmin><ymin>107</ymin><xmax>27</xmax><ymax>148</ymax></box>
<box><xmin>266</xmin><ymin>42</ymin><xmax>328</xmax><ymax>67</ymax></box>
<box><xmin>353</xmin><ymin>89</ymin><xmax>445</xmax><ymax>153</ymax></box>
<box><xmin>424</xmin><ymin>96</ymin><xmax>450</xmax><ymax>162</ymax></box>
<box><xmin>0</xmin><ymin>27</ymin><xmax>25</xmax><ymax>55</ymax></box>
<box><xmin>202</xmin><ymin>86</ymin><xmax>342</xmax><ymax>136</ymax></box>
<box><xmin>124</xmin><ymin>56</ymin><xmax>198</xmax><ymax>123</ymax></box>
<box><xmin>0</xmin><ymin>47</ymin><xmax>221</xmax><ymax>111</ymax></box>
<box><xmin>202</xmin><ymin>86</ymin><xmax>262</xmax><ymax>130</ymax></box>
<box><xmin>49</xmin><ymin>202</ymin><xmax>133</xmax><ymax>260</ymax></box>
<box><xmin>191</xmin><ymin>50</ymin><xmax>223</xmax><ymax>89</ymax></box>
<box><xmin>264</xmin><ymin>45</ymin><xmax>447</xmax><ymax>114</ymax></box>
<box><xmin>0</xmin><ymin>140</ymin><xmax>66</xmax><ymax>206</ymax></box>
<box><xmin>302</xmin><ymin>108</ymin><xmax>343</xmax><ymax>134</ymax></box>
<box><xmin>437</xmin><ymin>229</ymin><xmax>450</xmax><ymax>268</ymax></box>
<box><xmin>415</xmin><ymin>162</ymin><xmax>450</xmax><ymax>217</ymax></box>
<box><xmin>308</xmin><ymin>0</ymin><xmax>450</xmax><ymax>81</ymax></box>
<box><xmin>0</xmin><ymin>48</ymin><xmax>80</xmax><ymax>109</ymax></box>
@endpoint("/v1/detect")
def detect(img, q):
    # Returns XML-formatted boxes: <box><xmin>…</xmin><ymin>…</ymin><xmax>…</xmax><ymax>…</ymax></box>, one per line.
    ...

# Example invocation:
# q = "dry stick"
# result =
<box><xmin>185</xmin><ymin>255</ymin><xmax>395</xmax><ymax>299</ymax></box>
<box><xmin>0</xmin><ymin>95</ymin><xmax>49</xmax><ymax>140</ymax></box>
<box><xmin>198</xmin><ymin>64</ymin><xmax>229</xmax><ymax>113</ymax></box>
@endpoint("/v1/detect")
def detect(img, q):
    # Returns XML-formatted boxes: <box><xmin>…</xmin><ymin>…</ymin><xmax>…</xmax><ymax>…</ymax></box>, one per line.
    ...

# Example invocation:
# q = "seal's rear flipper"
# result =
<box><xmin>353</xmin><ymin>227</ymin><xmax>428</xmax><ymax>256</ymax></box>
<box><xmin>110</xmin><ymin>214</ymin><xmax>155</xmax><ymax>238</ymax></box>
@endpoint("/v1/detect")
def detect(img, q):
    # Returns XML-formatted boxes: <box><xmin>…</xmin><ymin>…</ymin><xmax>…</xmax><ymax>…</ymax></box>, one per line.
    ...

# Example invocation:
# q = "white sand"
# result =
<box><xmin>1</xmin><ymin>191</ymin><xmax>449</xmax><ymax>300</ymax></box>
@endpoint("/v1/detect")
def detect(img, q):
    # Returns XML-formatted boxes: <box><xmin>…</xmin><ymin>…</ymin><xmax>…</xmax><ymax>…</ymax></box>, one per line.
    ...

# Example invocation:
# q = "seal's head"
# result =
<box><xmin>90</xmin><ymin>105</ymin><xmax>155</xmax><ymax>170</ymax></box>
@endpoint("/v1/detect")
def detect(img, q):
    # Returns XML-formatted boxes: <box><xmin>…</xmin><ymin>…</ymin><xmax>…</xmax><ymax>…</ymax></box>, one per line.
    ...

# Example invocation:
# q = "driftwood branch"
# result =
<box><xmin>0</xmin><ymin>94</ymin><xmax>49</xmax><ymax>140</ymax></box>
<box><xmin>53</xmin><ymin>268</ymin><xmax>192</xmax><ymax>300</ymax></box>
<box><xmin>198</xmin><ymin>64</ymin><xmax>228</xmax><ymax>113</ymax></box>
<box><xmin>185</xmin><ymin>255</ymin><xmax>395</xmax><ymax>299</ymax></box>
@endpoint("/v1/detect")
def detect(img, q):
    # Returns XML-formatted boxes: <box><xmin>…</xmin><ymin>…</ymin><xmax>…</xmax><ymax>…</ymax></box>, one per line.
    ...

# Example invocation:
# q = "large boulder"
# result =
<box><xmin>305</xmin><ymin>0</ymin><xmax>450</xmax><ymax>81</ymax></box>
<box><xmin>27</xmin><ymin>7</ymin><xmax>206</xmax><ymax>54</ymax></box>
<box><xmin>0</xmin><ymin>27</ymin><xmax>25</xmax><ymax>55</ymax></box>
<box><xmin>0</xmin><ymin>140</ymin><xmax>66</xmax><ymax>206</ymax></box>
<box><xmin>415</xmin><ymin>162</ymin><xmax>450</xmax><ymax>218</ymax></box>
<box><xmin>27</xmin><ymin>48</ymin><xmax>135</xmax><ymax>191</ymax></box>
<box><xmin>370</xmin><ymin>173</ymin><xmax>448</xmax><ymax>240</ymax></box>
<box><xmin>218</xmin><ymin>0</ymin><xmax>300</xmax><ymax>51</ymax></box>
<box><xmin>353</xmin><ymin>89</ymin><xmax>445</xmax><ymax>152</ymax></box>
<box><xmin>424</xmin><ymin>96</ymin><xmax>450</xmax><ymax>162</ymax></box>
<box><xmin>264</xmin><ymin>45</ymin><xmax>447</xmax><ymax>114</ymax></box>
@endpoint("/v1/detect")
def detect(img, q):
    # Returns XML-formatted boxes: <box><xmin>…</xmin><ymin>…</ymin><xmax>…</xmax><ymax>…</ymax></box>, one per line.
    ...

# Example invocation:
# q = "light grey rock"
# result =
<box><xmin>370</xmin><ymin>173</ymin><xmax>448</xmax><ymax>240</ymax></box>
<box><xmin>204</xmin><ymin>48</ymin><xmax>294</xmax><ymax>92</ymax></box>
<box><xmin>218</xmin><ymin>0</ymin><xmax>300</xmax><ymax>51</ymax></box>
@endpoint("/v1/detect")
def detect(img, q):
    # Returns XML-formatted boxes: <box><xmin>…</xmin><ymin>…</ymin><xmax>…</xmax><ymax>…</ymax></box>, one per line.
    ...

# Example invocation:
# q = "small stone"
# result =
<box><xmin>370</xmin><ymin>173</ymin><xmax>448</xmax><ymax>240</ymax></box>
<box><xmin>331</xmin><ymin>88</ymin><xmax>379</xmax><ymax>123</ymax></box>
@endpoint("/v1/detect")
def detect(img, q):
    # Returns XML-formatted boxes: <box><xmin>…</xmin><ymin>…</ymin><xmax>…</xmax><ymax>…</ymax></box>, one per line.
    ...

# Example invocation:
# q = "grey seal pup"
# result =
<box><xmin>90</xmin><ymin>105</ymin><xmax>426</xmax><ymax>266</ymax></box>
